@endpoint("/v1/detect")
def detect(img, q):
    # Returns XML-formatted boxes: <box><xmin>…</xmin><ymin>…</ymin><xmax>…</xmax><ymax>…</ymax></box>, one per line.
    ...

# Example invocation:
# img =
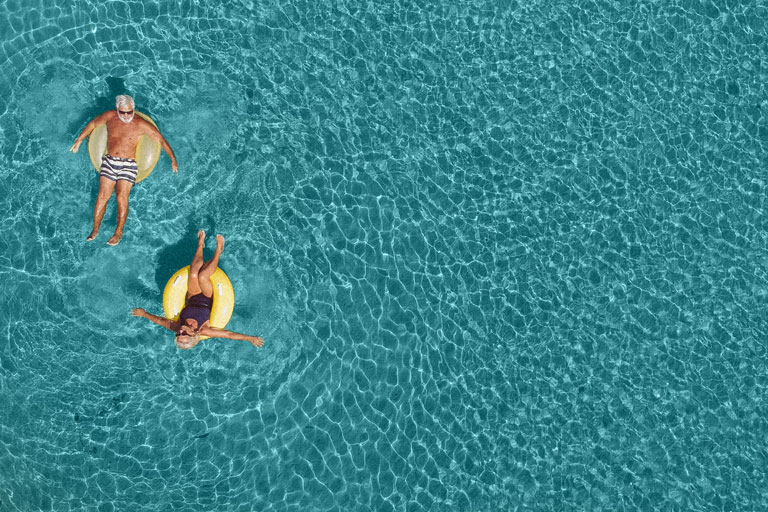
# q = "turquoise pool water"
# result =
<box><xmin>1</xmin><ymin>1</ymin><xmax>768</xmax><ymax>510</ymax></box>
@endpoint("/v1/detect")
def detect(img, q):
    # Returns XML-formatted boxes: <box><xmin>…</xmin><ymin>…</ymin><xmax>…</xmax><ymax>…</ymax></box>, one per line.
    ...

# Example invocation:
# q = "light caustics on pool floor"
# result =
<box><xmin>1</xmin><ymin>1</ymin><xmax>768</xmax><ymax>511</ymax></box>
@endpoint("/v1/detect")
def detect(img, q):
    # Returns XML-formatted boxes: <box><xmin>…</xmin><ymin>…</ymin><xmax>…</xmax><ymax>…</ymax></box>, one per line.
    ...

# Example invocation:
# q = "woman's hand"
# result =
<box><xmin>249</xmin><ymin>336</ymin><xmax>265</xmax><ymax>348</ymax></box>
<box><xmin>131</xmin><ymin>308</ymin><xmax>146</xmax><ymax>317</ymax></box>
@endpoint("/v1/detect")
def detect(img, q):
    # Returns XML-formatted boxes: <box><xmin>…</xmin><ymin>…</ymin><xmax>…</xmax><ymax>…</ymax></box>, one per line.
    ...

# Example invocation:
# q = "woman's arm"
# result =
<box><xmin>131</xmin><ymin>308</ymin><xmax>176</xmax><ymax>331</ymax></box>
<box><xmin>70</xmin><ymin>111</ymin><xmax>111</xmax><ymax>153</ymax></box>
<box><xmin>199</xmin><ymin>326</ymin><xmax>265</xmax><ymax>347</ymax></box>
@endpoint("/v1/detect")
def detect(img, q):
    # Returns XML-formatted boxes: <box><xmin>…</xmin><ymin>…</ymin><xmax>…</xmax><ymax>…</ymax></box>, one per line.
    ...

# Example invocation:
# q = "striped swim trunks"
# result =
<box><xmin>100</xmin><ymin>154</ymin><xmax>138</xmax><ymax>184</ymax></box>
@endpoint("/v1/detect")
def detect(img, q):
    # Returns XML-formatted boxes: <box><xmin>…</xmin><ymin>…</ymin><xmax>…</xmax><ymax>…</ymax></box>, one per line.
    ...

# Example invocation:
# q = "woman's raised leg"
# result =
<box><xmin>197</xmin><ymin>234</ymin><xmax>224</xmax><ymax>298</ymax></box>
<box><xmin>186</xmin><ymin>230</ymin><xmax>206</xmax><ymax>297</ymax></box>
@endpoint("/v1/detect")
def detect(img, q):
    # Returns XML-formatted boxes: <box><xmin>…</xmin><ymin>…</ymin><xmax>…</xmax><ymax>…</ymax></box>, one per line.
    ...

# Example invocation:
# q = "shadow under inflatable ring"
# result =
<box><xmin>88</xmin><ymin>111</ymin><xmax>162</xmax><ymax>183</ymax></box>
<box><xmin>162</xmin><ymin>266</ymin><xmax>235</xmax><ymax>340</ymax></box>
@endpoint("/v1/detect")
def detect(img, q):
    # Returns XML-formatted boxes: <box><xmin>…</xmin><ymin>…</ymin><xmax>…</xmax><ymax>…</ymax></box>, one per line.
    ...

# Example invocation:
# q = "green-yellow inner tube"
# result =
<box><xmin>162</xmin><ymin>266</ymin><xmax>235</xmax><ymax>340</ymax></box>
<box><xmin>88</xmin><ymin>111</ymin><xmax>162</xmax><ymax>183</ymax></box>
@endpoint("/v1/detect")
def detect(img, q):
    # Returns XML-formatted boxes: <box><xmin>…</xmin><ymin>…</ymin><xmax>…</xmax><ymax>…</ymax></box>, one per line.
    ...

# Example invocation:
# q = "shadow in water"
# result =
<box><xmin>69</xmin><ymin>76</ymin><xmax>158</xmax><ymax>137</ymax></box>
<box><xmin>69</xmin><ymin>76</ymin><xmax>130</xmax><ymax>135</ymax></box>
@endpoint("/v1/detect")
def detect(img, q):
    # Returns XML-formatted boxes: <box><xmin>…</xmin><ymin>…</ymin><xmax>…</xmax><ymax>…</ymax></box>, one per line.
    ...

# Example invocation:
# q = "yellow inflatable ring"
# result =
<box><xmin>162</xmin><ymin>266</ymin><xmax>235</xmax><ymax>340</ymax></box>
<box><xmin>88</xmin><ymin>111</ymin><xmax>162</xmax><ymax>183</ymax></box>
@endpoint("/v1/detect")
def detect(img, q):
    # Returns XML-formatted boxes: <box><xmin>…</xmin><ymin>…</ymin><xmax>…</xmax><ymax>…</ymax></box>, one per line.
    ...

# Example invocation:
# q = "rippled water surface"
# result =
<box><xmin>1</xmin><ymin>1</ymin><xmax>768</xmax><ymax>511</ymax></box>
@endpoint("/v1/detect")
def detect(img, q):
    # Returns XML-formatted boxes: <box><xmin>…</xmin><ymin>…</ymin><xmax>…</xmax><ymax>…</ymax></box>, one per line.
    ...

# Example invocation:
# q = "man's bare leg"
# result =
<box><xmin>107</xmin><ymin>180</ymin><xmax>134</xmax><ymax>246</ymax></box>
<box><xmin>88</xmin><ymin>177</ymin><xmax>116</xmax><ymax>241</ymax></box>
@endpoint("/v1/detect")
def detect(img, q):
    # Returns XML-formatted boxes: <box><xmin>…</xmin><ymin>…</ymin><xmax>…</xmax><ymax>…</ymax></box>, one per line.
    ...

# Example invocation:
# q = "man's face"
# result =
<box><xmin>117</xmin><ymin>105</ymin><xmax>135</xmax><ymax>123</ymax></box>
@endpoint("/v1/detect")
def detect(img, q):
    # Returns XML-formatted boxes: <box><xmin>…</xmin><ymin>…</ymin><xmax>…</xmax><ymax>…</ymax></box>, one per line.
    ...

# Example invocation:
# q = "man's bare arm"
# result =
<box><xmin>141</xmin><ymin>121</ymin><xmax>179</xmax><ymax>172</ymax></box>
<box><xmin>70</xmin><ymin>111</ymin><xmax>113</xmax><ymax>153</ymax></box>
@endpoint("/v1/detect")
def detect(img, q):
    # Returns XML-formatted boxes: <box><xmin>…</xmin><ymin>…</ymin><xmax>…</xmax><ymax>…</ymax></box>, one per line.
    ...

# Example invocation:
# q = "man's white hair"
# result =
<box><xmin>115</xmin><ymin>95</ymin><xmax>134</xmax><ymax>109</ymax></box>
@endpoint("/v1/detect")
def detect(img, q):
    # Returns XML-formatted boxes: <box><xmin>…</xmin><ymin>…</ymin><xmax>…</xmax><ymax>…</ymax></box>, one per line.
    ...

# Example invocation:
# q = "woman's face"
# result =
<box><xmin>175</xmin><ymin>334</ymin><xmax>199</xmax><ymax>350</ymax></box>
<box><xmin>175</xmin><ymin>320</ymin><xmax>200</xmax><ymax>349</ymax></box>
<box><xmin>178</xmin><ymin>320</ymin><xmax>198</xmax><ymax>336</ymax></box>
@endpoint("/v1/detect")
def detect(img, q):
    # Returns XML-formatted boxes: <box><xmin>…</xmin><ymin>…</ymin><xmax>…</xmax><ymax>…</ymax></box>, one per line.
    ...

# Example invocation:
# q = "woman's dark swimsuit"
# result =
<box><xmin>179</xmin><ymin>294</ymin><xmax>213</xmax><ymax>328</ymax></box>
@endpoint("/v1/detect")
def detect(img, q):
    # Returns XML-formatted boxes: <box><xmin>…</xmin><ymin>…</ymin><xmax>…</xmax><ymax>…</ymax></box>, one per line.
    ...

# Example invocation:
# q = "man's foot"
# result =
<box><xmin>86</xmin><ymin>230</ymin><xmax>98</xmax><ymax>241</ymax></box>
<box><xmin>107</xmin><ymin>234</ymin><xmax>122</xmax><ymax>246</ymax></box>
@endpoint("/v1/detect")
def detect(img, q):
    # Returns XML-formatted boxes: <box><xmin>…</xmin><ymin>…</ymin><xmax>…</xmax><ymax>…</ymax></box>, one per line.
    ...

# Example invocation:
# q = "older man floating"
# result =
<box><xmin>70</xmin><ymin>95</ymin><xmax>178</xmax><ymax>245</ymax></box>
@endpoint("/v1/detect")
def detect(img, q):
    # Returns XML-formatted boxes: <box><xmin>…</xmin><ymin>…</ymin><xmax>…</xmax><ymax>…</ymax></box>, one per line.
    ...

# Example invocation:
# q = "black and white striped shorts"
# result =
<box><xmin>100</xmin><ymin>154</ymin><xmax>138</xmax><ymax>184</ymax></box>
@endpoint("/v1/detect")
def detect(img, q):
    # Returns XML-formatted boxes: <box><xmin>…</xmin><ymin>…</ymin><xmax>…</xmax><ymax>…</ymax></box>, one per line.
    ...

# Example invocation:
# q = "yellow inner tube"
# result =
<box><xmin>162</xmin><ymin>266</ymin><xmax>235</xmax><ymax>340</ymax></box>
<box><xmin>88</xmin><ymin>111</ymin><xmax>162</xmax><ymax>183</ymax></box>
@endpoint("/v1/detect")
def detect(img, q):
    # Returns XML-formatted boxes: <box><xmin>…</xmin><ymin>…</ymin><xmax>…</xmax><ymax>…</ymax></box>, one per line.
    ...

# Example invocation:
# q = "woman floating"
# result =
<box><xmin>132</xmin><ymin>231</ymin><xmax>264</xmax><ymax>349</ymax></box>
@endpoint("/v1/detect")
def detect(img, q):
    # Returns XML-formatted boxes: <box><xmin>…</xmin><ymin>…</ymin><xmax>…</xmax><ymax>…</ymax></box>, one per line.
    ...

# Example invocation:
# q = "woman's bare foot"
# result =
<box><xmin>86</xmin><ymin>230</ymin><xmax>98</xmax><ymax>241</ymax></box>
<box><xmin>198</xmin><ymin>230</ymin><xmax>206</xmax><ymax>244</ymax></box>
<box><xmin>107</xmin><ymin>233</ymin><xmax>122</xmax><ymax>246</ymax></box>
<box><xmin>249</xmin><ymin>336</ymin><xmax>264</xmax><ymax>348</ymax></box>
<box><xmin>215</xmin><ymin>234</ymin><xmax>225</xmax><ymax>254</ymax></box>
